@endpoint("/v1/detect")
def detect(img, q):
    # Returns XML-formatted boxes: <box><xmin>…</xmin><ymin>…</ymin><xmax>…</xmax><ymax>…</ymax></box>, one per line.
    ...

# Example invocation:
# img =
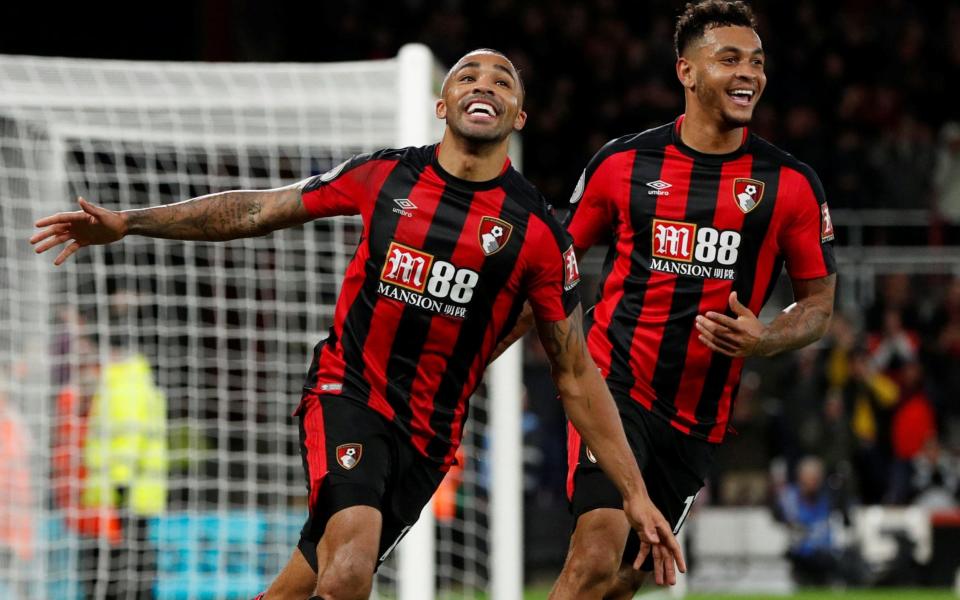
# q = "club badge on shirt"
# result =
<box><xmin>336</xmin><ymin>443</ymin><xmax>363</xmax><ymax>470</ymax></box>
<box><xmin>733</xmin><ymin>178</ymin><xmax>765</xmax><ymax>213</ymax></box>
<box><xmin>478</xmin><ymin>216</ymin><xmax>513</xmax><ymax>256</ymax></box>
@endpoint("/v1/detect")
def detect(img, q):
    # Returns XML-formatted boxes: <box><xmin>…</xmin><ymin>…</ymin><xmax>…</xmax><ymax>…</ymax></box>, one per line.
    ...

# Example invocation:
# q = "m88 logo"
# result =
<box><xmin>380</xmin><ymin>241</ymin><xmax>479</xmax><ymax>305</ymax></box>
<box><xmin>652</xmin><ymin>219</ymin><xmax>742</xmax><ymax>266</ymax></box>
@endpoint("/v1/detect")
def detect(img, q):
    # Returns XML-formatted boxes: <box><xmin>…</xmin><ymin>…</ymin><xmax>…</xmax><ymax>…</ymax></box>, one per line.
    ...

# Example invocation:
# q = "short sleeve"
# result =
<box><xmin>524</xmin><ymin>217</ymin><xmax>581</xmax><ymax>322</ymax></box>
<box><xmin>781</xmin><ymin>166</ymin><xmax>837</xmax><ymax>280</ymax></box>
<box><xmin>301</xmin><ymin>153</ymin><xmax>377</xmax><ymax>218</ymax></box>
<box><xmin>563</xmin><ymin>147</ymin><xmax>620</xmax><ymax>251</ymax></box>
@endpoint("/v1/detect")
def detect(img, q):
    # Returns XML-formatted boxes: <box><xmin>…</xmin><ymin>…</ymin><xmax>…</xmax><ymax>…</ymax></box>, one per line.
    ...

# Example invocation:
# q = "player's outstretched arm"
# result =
<box><xmin>696</xmin><ymin>274</ymin><xmax>836</xmax><ymax>358</ymax></box>
<box><xmin>536</xmin><ymin>305</ymin><xmax>686</xmax><ymax>585</ymax></box>
<box><xmin>31</xmin><ymin>181</ymin><xmax>313</xmax><ymax>265</ymax></box>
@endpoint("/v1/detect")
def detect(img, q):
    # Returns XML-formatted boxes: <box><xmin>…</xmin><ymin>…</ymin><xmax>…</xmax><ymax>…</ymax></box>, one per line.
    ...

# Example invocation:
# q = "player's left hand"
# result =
<box><xmin>695</xmin><ymin>292</ymin><xmax>768</xmax><ymax>357</ymax></box>
<box><xmin>624</xmin><ymin>494</ymin><xmax>686</xmax><ymax>585</ymax></box>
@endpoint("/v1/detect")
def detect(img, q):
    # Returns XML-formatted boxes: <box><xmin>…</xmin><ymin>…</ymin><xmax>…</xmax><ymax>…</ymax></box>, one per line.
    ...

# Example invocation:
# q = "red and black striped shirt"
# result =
<box><xmin>565</xmin><ymin>117</ymin><xmax>836</xmax><ymax>443</ymax></box>
<box><xmin>301</xmin><ymin>144</ymin><xmax>580</xmax><ymax>467</ymax></box>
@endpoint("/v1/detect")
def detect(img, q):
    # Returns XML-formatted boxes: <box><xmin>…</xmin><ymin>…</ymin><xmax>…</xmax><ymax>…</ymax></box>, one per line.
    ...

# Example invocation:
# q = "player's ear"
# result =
<box><xmin>436</xmin><ymin>99</ymin><xmax>447</xmax><ymax>120</ymax></box>
<box><xmin>513</xmin><ymin>109</ymin><xmax>527</xmax><ymax>132</ymax></box>
<box><xmin>677</xmin><ymin>57</ymin><xmax>695</xmax><ymax>91</ymax></box>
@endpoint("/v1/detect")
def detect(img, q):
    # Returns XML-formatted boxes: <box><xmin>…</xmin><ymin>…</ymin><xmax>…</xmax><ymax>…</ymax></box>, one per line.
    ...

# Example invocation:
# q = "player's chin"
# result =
<box><xmin>456</xmin><ymin>123</ymin><xmax>510</xmax><ymax>144</ymax></box>
<box><xmin>722</xmin><ymin>108</ymin><xmax>754</xmax><ymax>128</ymax></box>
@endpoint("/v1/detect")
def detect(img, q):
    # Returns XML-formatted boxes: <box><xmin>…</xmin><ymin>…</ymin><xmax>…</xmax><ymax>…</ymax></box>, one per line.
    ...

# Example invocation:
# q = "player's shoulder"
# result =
<box><xmin>589</xmin><ymin>122</ymin><xmax>675</xmax><ymax>166</ymax></box>
<box><xmin>502</xmin><ymin>168</ymin><xmax>554</xmax><ymax>220</ymax></box>
<box><xmin>749</xmin><ymin>134</ymin><xmax>824</xmax><ymax>193</ymax></box>
<box><xmin>502</xmin><ymin>170</ymin><xmax>571</xmax><ymax>248</ymax></box>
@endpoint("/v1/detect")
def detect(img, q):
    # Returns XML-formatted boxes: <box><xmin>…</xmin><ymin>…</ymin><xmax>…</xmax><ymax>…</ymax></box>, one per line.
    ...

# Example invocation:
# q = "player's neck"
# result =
<box><xmin>436</xmin><ymin>133</ymin><xmax>509</xmax><ymax>182</ymax></box>
<box><xmin>679</xmin><ymin>106</ymin><xmax>746</xmax><ymax>155</ymax></box>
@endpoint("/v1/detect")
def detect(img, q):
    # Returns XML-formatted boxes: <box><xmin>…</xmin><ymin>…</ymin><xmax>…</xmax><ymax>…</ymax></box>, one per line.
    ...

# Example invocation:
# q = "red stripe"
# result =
<box><xmin>566</xmin><ymin>422</ymin><xmax>582</xmax><ymax>501</ymax></box>
<box><xmin>629</xmin><ymin>146</ymin><xmax>693</xmax><ymax>412</ymax></box>
<box><xmin>362</xmin><ymin>167</ymin><xmax>447</xmax><ymax>424</ymax></box>
<box><xmin>314</xmin><ymin>160</ymin><xmax>398</xmax><ymax>393</ymax></box>
<box><xmin>585</xmin><ymin>150</ymin><xmax>637</xmax><ymax>377</ymax></box>
<box><xmin>671</xmin><ymin>155</ymin><xmax>753</xmax><ymax>431</ymax></box>
<box><xmin>434</xmin><ymin>187</ymin><xmax>511</xmax><ymax>464</ymax></box>
<box><xmin>303</xmin><ymin>396</ymin><xmax>328</xmax><ymax>509</ymax></box>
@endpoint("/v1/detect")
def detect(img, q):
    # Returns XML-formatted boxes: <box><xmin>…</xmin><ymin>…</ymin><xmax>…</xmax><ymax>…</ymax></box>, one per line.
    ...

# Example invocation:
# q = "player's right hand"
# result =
<box><xmin>30</xmin><ymin>197</ymin><xmax>126</xmax><ymax>265</ymax></box>
<box><xmin>623</xmin><ymin>493</ymin><xmax>686</xmax><ymax>585</ymax></box>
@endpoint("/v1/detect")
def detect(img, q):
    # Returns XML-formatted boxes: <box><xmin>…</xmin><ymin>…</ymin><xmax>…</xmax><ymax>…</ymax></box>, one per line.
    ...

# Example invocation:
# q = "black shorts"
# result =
<box><xmin>566</xmin><ymin>398</ymin><xmax>716</xmax><ymax>570</ymax></box>
<box><xmin>295</xmin><ymin>392</ymin><xmax>447</xmax><ymax>572</ymax></box>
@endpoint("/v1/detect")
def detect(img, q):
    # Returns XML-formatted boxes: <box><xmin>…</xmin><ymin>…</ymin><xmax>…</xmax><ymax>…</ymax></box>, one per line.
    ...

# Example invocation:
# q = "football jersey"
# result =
<box><xmin>301</xmin><ymin>144</ymin><xmax>580</xmax><ymax>466</ymax></box>
<box><xmin>565</xmin><ymin>116</ymin><xmax>836</xmax><ymax>443</ymax></box>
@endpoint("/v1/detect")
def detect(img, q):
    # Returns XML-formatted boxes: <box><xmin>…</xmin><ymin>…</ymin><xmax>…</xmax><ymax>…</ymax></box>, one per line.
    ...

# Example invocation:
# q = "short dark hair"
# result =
<box><xmin>443</xmin><ymin>48</ymin><xmax>525</xmax><ymax>102</ymax></box>
<box><xmin>674</xmin><ymin>0</ymin><xmax>758</xmax><ymax>58</ymax></box>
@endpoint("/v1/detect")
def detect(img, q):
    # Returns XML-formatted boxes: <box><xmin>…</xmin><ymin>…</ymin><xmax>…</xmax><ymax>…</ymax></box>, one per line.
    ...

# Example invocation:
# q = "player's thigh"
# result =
<box><xmin>624</xmin><ymin>409</ymin><xmax>716</xmax><ymax>570</ymax></box>
<box><xmin>296</xmin><ymin>393</ymin><xmax>394</xmax><ymax>573</ymax></box>
<box><xmin>377</xmin><ymin>430</ymin><xmax>448</xmax><ymax>564</ymax></box>
<box><xmin>566</xmin><ymin>507</ymin><xmax>633</xmax><ymax>572</ymax></box>
<box><xmin>316</xmin><ymin>505</ymin><xmax>383</xmax><ymax>580</ymax></box>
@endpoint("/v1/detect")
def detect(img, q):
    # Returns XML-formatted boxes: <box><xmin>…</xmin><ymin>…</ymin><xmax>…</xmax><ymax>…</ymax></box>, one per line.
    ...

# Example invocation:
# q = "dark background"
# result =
<box><xmin>5</xmin><ymin>0</ymin><xmax>958</xmax><ymax>216</ymax></box>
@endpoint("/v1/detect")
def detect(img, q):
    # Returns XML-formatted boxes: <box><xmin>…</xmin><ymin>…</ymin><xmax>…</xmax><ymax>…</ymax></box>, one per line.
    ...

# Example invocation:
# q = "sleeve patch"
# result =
<box><xmin>319</xmin><ymin>159</ymin><xmax>350</xmax><ymax>183</ymax></box>
<box><xmin>821</xmin><ymin>203</ymin><xmax>835</xmax><ymax>242</ymax></box>
<box><xmin>563</xmin><ymin>245</ymin><xmax>581</xmax><ymax>291</ymax></box>
<box><xmin>569</xmin><ymin>170</ymin><xmax>586</xmax><ymax>205</ymax></box>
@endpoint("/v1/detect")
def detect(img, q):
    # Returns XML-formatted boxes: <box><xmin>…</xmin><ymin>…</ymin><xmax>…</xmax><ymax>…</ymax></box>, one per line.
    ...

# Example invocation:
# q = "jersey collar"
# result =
<box><xmin>672</xmin><ymin>115</ymin><xmax>751</xmax><ymax>163</ymax></box>
<box><xmin>431</xmin><ymin>143</ymin><xmax>512</xmax><ymax>191</ymax></box>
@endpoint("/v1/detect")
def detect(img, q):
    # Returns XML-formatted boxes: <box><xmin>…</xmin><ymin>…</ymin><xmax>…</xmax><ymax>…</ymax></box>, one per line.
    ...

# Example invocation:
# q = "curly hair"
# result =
<box><xmin>674</xmin><ymin>0</ymin><xmax>758</xmax><ymax>58</ymax></box>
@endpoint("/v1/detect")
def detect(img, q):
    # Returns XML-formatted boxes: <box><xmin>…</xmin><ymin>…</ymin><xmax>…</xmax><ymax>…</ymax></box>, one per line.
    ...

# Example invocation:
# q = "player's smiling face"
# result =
<box><xmin>437</xmin><ymin>52</ymin><xmax>526</xmax><ymax>144</ymax></box>
<box><xmin>682</xmin><ymin>25</ymin><xmax>766</xmax><ymax>128</ymax></box>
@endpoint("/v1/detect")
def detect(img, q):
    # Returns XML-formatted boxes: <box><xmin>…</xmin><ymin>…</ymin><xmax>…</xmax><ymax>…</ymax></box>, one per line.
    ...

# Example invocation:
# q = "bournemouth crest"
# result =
<box><xmin>478</xmin><ymin>216</ymin><xmax>513</xmax><ymax>256</ymax></box>
<box><xmin>336</xmin><ymin>443</ymin><xmax>363</xmax><ymax>470</ymax></box>
<box><xmin>733</xmin><ymin>178</ymin><xmax>765</xmax><ymax>213</ymax></box>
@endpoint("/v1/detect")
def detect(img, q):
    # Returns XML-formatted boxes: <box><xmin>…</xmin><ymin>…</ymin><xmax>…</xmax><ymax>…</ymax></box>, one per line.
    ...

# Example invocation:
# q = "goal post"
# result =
<box><xmin>0</xmin><ymin>44</ymin><xmax>523</xmax><ymax>600</ymax></box>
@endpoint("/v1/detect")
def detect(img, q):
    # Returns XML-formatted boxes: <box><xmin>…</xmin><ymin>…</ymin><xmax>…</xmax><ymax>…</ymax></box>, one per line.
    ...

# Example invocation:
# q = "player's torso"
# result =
<box><xmin>595</xmin><ymin>140</ymin><xmax>785</xmax><ymax>338</ymax></box>
<box><xmin>317</xmin><ymin>153</ymin><xmax>539</xmax><ymax>460</ymax></box>
<box><xmin>586</xmin><ymin>130</ymin><xmax>791</xmax><ymax>440</ymax></box>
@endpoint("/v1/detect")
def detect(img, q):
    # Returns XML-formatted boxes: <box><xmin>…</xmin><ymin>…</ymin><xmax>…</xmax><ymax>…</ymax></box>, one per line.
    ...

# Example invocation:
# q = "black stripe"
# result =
<box><xmin>384</xmin><ymin>182</ymin><xmax>476</xmax><ymax>440</ymax></box>
<box><xmin>338</xmin><ymin>161</ymin><xmax>421</xmax><ymax>404</ymax></box>
<box><xmin>690</xmin><ymin>161</ymin><xmax>780</xmax><ymax>438</ymax></box>
<box><xmin>424</xmin><ymin>178</ymin><xmax>530</xmax><ymax>460</ymax></box>
<box><xmin>650</xmin><ymin>158</ymin><xmax>723</xmax><ymax>422</ymax></box>
<box><xmin>603</xmin><ymin>147</ymin><xmax>666</xmax><ymax>398</ymax></box>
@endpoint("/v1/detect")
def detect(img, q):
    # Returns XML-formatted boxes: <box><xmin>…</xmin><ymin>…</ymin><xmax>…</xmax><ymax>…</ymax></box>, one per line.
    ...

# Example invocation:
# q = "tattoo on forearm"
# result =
<box><xmin>757</xmin><ymin>276</ymin><xmax>834</xmax><ymax>356</ymax></box>
<box><xmin>127</xmin><ymin>189</ymin><xmax>299</xmax><ymax>241</ymax></box>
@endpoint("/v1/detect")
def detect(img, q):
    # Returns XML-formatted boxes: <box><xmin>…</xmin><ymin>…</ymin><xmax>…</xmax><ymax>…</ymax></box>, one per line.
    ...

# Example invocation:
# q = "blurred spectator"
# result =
<box><xmin>927</xmin><ymin>276</ymin><xmax>960</xmax><ymax>444</ymax></box>
<box><xmin>887</xmin><ymin>360</ymin><xmax>938</xmax><ymax>504</ymax></box>
<box><xmin>845</xmin><ymin>346</ymin><xmax>899</xmax><ymax>504</ymax></box>
<box><xmin>81</xmin><ymin>292</ymin><xmax>169</xmax><ymax>599</ymax></box>
<box><xmin>866</xmin><ymin>273</ymin><xmax>921</xmax><ymax>334</ymax></box>
<box><xmin>933</xmin><ymin>122</ymin><xmax>960</xmax><ymax>238</ymax></box>
<box><xmin>716</xmin><ymin>371</ymin><xmax>771</xmax><ymax>506</ymax></box>
<box><xmin>0</xmin><ymin>380</ymin><xmax>35</xmax><ymax>599</ymax></box>
<box><xmin>775</xmin><ymin>456</ymin><xmax>841</xmax><ymax>586</ymax></box>
<box><xmin>908</xmin><ymin>439</ymin><xmax>960</xmax><ymax>510</ymax></box>
<box><xmin>867</xmin><ymin>309</ymin><xmax>919</xmax><ymax>376</ymax></box>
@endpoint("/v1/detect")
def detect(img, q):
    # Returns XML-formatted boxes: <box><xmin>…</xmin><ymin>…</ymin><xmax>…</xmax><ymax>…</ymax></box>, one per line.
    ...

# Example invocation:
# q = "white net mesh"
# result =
<box><xmin>0</xmin><ymin>50</ymin><xmax>501</xmax><ymax>599</ymax></box>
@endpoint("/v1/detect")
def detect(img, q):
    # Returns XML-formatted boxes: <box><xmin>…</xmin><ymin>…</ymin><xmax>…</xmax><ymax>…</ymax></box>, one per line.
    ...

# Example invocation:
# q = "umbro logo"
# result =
<box><xmin>646</xmin><ymin>180</ymin><xmax>672</xmax><ymax>196</ymax></box>
<box><xmin>392</xmin><ymin>198</ymin><xmax>417</xmax><ymax>217</ymax></box>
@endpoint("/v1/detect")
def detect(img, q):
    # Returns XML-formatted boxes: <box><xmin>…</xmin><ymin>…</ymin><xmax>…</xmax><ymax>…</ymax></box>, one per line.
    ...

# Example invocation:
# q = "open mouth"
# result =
<box><xmin>727</xmin><ymin>89</ymin><xmax>755</xmax><ymax>106</ymax></box>
<box><xmin>465</xmin><ymin>100</ymin><xmax>498</xmax><ymax>121</ymax></box>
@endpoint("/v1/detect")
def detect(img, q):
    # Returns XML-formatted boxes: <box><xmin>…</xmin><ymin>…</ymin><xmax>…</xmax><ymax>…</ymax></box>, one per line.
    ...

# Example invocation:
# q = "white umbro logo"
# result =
<box><xmin>392</xmin><ymin>198</ymin><xmax>417</xmax><ymax>217</ymax></box>
<box><xmin>646</xmin><ymin>180</ymin><xmax>672</xmax><ymax>196</ymax></box>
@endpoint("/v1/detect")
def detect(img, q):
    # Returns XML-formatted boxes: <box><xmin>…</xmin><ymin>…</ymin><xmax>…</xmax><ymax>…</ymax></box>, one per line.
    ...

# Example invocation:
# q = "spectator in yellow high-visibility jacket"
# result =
<box><xmin>82</xmin><ymin>291</ymin><xmax>168</xmax><ymax>599</ymax></box>
<box><xmin>83</xmin><ymin>351</ymin><xmax>168</xmax><ymax>516</ymax></box>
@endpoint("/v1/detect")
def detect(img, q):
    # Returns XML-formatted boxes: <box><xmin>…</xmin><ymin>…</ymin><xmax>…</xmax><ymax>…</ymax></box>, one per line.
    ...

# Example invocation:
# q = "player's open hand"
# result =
<box><xmin>623</xmin><ymin>493</ymin><xmax>686</xmax><ymax>585</ymax></box>
<box><xmin>695</xmin><ymin>291</ymin><xmax>768</xmax><ymax>357</ymax></box>
<box><xmin>30</xmin><ymin>197</ymin><xmax>126</xmax><ymax>265</ymax></box>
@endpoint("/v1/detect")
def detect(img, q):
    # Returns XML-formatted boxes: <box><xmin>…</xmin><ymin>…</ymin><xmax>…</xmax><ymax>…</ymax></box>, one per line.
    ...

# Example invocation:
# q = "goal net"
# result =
<box><xmin>0</xmin><ymin>46</ymin><xmax>522</xmax><ymax>599</ymax></box>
